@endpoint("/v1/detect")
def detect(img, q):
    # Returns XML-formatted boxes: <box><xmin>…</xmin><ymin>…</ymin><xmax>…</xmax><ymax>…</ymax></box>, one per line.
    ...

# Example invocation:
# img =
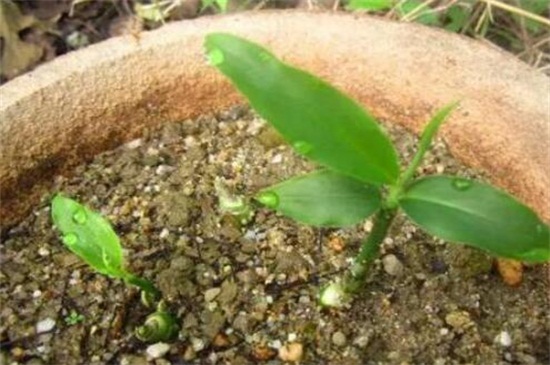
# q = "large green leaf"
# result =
<box><xmin>51</xmin><ymin>194</ymin><xmax>126</xmax><ymax>277</ymax></box>
<box><xmin>256</xmin><ymin>170</ymin><xmax>382</xmax><ymax>227</ymax></box>
<box><xmin>399</xmin><ymin>176</ymin><xmax>550</xmax><ymax>262</ymax></box>
<box><xmin>205</xmin><ymin>33</ymin><xmax>400</xmax><ymax>185</ymax></box>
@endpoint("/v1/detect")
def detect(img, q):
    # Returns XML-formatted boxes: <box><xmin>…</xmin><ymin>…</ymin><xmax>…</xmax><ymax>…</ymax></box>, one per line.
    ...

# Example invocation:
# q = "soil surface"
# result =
<box><xmin>1</xmin><ymin>107</ymin><xmax>548</xmax><ymax>365</ymax></box>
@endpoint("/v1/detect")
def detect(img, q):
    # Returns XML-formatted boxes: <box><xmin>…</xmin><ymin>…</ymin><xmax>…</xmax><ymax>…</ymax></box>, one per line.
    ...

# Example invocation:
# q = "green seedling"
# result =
<box><xmin>51</xmin><ymin>194</ymin><xmax>160</xmax><ymax>299</ymax></box>
<box><xmin>204</xmin><ymin>33</ymin><xmax>550</xmax><ymax>307</ymax></box>
<box><xmin>64</xmin><ymin>310</ymin><xmax>85</xmax><ymax>326</ymax></box>
<box><xmin>135</xmin><ymin>300</ymin><xmax>179</xmax><ymax>342</ymax></box>
<box><xmin>215</xmin><ymin>178</ymin><xmax>254</xmax><ymax>225</ymax></box>
<box><xmin>52</xmin><ymin>195</ymin><xmax>178</xmax><ymax>342</ymax></box>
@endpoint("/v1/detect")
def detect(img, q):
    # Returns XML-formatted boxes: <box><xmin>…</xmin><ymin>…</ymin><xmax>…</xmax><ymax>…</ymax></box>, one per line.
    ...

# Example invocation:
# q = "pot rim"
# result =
<box><xmin>1</xmin><ymin>10</ymin><xmax>548</xmax><ymax>228</ymax></box>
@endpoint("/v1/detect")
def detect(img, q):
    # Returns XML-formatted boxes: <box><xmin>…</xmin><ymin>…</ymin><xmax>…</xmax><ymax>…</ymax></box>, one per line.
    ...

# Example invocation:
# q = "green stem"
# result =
<box><xmin>345</xmin><ymin>208</ymin><xmax>397</xmax><ymax>293</ymax></box>
<box><xmin>126</xmin><ymin>275</ymin><xmax>161</xmax><ymax>299</ymax></box>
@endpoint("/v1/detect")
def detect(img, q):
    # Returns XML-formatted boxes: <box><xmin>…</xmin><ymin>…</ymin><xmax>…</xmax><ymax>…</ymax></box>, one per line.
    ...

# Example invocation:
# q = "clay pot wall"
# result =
<box><xmin>1</xmin><ymin>11</ymin><xmax>548</xmax><ymax>228</ymax></box>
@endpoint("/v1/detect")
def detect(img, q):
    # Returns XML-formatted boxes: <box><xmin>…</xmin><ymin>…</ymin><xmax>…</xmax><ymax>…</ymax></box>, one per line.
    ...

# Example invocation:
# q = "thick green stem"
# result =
<box><xmin>345</xmin><ymin>208</ymin><xmax>396</xmax><ymax>293</ymax></box>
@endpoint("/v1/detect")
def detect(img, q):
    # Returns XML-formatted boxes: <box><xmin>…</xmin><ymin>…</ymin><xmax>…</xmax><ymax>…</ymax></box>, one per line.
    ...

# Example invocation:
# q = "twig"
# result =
<box><xmin>480</xmin><ymin>0</ymin><xmax>550</xmax><ymax>28</ymax></box>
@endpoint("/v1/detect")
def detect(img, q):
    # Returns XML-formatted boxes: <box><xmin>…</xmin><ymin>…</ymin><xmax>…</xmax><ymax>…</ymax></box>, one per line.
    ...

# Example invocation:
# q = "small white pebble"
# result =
<box><xmin>204</xmin><ymin>288</ymin><xmax>221</xmax><ymax>302</ymax></box>
<box><xmin>331</xmin><ymin>331</ymin><xmax>347</xmax><ymax>347</ymax></box>
<box><xmin>278</xmin><ymin>342</ymin><xmax>303</xmax><ymax>363</ymax></box>
<box><xmin>184</xmin><ymin>136</ymin><xmax>197</xmax><ymax>147</ymax></box>
<box><xmin>191</xmin><ymin>337</ymin><xmax>205</xmax><ymax>352</ymax></box>
<box><xmin>155</xmin><ymin>165</ymin><xmax>174</xmax><ymax>175</ymax></box>
<box><xmin>383</xmin><ymin>237</ymin><xmax>394</xmax><ymax>245</ymax></box>
<box><xmin>36</xmin><ymin>318</ymin><xmax>56</xmax><ymax>333</ymax></box>
<box><xmin>439</xmin><ymin>328</ymin><xmax>449</xmax><ymax>336</ymax></box>
<box><xmin>146</xmin><ymin>147</ymin><xmax>159</xmax><ymax>155</ymax></box>
<box><xmin>287</xmin><ymin>333</ymin><xmax>297</xmax><ymax>342</ymax></box>
<box><xmin>363</xmin><ymin>220</ymin><xmax>373</xmax><ymax>232</ymax></box>
<box><xmin>266</xmin><ymin>295</ymin><xmax>274</xmax><ymax>304</ymax></box>
<box><xmin>146</xmin><ymin>342</ymin><xmax>170</xmax><ymax>359</ymax></box>
<box><xmin>159</xmin><ymin>228</ymin><xmax>170</xmax><ymax>239</ymax></box>
<box><xmin>382</xmin><ymin>254</ymin><xmax>404</xmax><ymax>276</ymax></box>
<box><xmin>38</xmin><ymin>247</ymin><xmax>50</xmax><ymax>257</ymax></box>
<box><xmin>32</xmin><ymin>290</ymin><xmax>42</xmax><ymax>298</ymax></box>
<box><xmin>495</xmin><ymin>331</ymin><xmax>512</xmax><ymax>347</ymax></box>
<box><xmin>270</xmin><ymin>339</ymin><xmax>283</xmax><ymax>349</ymax></box>
<box><xmin>271</xmin><ymin>154</ymin><xmax>283</xmax><ymax>164</ymax></box>
<box><xmin>125</xmin><ymin>139</ymin><xmax>142</xmax><ymax>149</ymax></box>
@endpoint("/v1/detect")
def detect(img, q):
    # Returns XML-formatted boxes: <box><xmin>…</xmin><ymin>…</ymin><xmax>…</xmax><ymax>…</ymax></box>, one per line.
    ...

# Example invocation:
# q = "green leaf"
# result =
<box><xmin>399</xmin><ymin>102</ymin><xmax>458</xmax><ymax>188</ymax></box>
<box><xmin>205</xmin><ymin>33</ymin><xmax>400</xmax><ymax>185</ymax></box>
<box><xmin>399</xmin><ymin>176</ymin><xmax>550</xmax><ymax>262</ymax></box>
<box><xmin>255</xmin><ymin>170</ymin><xmax>382</xmax><ymax>227</ymax></box>
<box><xmin>444</xmin><ymin>5</ymin><xmax>471</xmax><ymax>33</ymax></box>
<box><xmin>51</xmin><ymin>195</ymin><xmax>160</xmax><ymax>297</ymax></box>
<box><xmin>398</xmin><ymin>0</ymin><xmax>441</xmax><ymax>26</ymax></box>
<box><xmin>346</xmin><ymin>0</ymin><xmax>394</xmax><ymax>11</ymax></box>
<box><xmin>52</xmin><ymin>194</ymin><xmax>126</xmax><ymax>277</ymax></box>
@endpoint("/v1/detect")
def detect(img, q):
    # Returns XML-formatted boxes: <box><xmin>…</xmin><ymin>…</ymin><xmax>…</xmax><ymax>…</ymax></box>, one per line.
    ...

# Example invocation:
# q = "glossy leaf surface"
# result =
<box><xmin>51</xmin><ymin>194</ymin><xmax>126</xmax><ymax>277</ymax></box>
<box><xmin>256</xmin><ymin>170</ymin><xmax>381</xmax><ymax>227</ymax></box>
<box><xmin>400</xmin><ymin>176</ymin><xmax>550</xmax><ymax>262</ymax></box>
<box><xmin>205</xmin><ymin>33</ymin><xmax>400</xmax><ymax>185</ymax></box>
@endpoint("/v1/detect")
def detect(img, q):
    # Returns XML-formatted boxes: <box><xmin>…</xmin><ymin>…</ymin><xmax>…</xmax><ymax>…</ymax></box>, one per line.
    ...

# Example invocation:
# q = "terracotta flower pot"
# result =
<box><xmin>1</xmin><ymin>10</ymin><xmax>548</xmax><ymax>229</ymax></box>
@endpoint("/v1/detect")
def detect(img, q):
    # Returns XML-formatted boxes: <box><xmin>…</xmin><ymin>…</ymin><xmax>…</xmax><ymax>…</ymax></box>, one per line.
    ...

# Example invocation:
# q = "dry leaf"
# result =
<box><xmin>496</xmin><ymin>258</ymin><xmax>523</xmax><ymax>286</ymax></box>
<box><xmin>0</xmin><ymin>0</ymin><xmax>44</xmax><ymax>79</ymax></box>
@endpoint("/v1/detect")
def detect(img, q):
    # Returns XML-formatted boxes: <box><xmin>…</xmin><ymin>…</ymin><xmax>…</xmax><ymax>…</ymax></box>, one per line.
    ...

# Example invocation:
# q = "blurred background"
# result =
<box><xmin>1</xmin><ymin>0</ymin><xmax>549</xmax><ymax>83</ymax></box>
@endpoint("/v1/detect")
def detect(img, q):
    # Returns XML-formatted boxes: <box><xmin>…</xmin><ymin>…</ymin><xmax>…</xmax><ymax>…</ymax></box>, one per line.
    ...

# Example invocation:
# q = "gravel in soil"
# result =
<box><xmin>1</xmin><ymin>106</ymin><xmax>548</xmax><ymax>365</ymax></box>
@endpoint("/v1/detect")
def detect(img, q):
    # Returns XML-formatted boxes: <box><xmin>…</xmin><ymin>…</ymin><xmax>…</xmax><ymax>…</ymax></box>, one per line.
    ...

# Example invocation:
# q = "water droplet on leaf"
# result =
<box><xmin>102</xmin><ymin>249</ymin><xmax>112</xmax><ymax>267</ymax></box>
<box><xmin>293</xmin><ymin>141</ymin><xmax>313</xmax><ymax>155</ymax></box>
<box><xmin>207</xmin><ymin>48</ymin><xmax>224</xmax><ymax>66</ymax></box>
<box><xmin>452</xmin><ymin>178</ymin><xmax>472</xmax><ymax>191</ymax></box>
<box><xmin>256</xmin><ymin>191</ymin><xmax>279</xmax><ymax>209</ymax></box>
<box><xmin>62</xmin><ymin>233</ymin><xmax>78</xmax><ymax>246</ymax></box>
<box><xmin>72</xmin><ymin>209</ymin><xmax>87</xmax><ymax>224</ymax></box>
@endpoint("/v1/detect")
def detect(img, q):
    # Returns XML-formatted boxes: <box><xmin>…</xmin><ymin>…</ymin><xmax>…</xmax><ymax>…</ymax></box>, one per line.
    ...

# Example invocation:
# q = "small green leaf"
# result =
<box><xmin>399</xmin><ymin>176</ymin><xmax>550</xmax><ymax>262</ymax></box>
<box><xmin>255</xmin><ymin>170</ymin><xmax>381</xmax><ymax>227</ymax></box>
<box><xmin>52</xmin><ymin>194</ymin><xmax>125</xmax><ymax>277</ymax></box>
<box><xmin>205</xmin><ymin>33</ymin><xmax>400</xmax><ymax>185</ymax></box>
<box><xmin>346</xmin><ymin>0</ymin><xmax>393</xmax><ymax>11</ymax></box>
<box><xmin>51</xmin><ymin>194</ymin><xmax>159</xmax><ymax>296</ymax></box>
<box><xmin>398</xmin><ymin>102</ymin><xmax>458</xmax><ymax>188</ymax></box>
<box><xmin>398</xmin><ymin>0</ymin><xmax>441</xmax><ymax>26</ymax></box>
<box><xmin>444</xmin><ymin>5</ymin><xmax>471</xmax><ymax>33</ymax></box>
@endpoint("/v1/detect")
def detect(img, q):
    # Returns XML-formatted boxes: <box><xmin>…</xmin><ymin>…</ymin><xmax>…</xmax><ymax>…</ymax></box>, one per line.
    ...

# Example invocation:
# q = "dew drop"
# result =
<box><xmin>72</xmin><ymin>209</ymin><xmax>87</xmax><ymax>224</ymax></box>
<box><xmin>293</xmin><ymin>141</ymin><xmax>313</xmax><ymax>155</ymax></box>
<box><xmin>62</xmin><ymin>233</ymin><xmax>78</xmax><ymax>247</ymax></box>
<box><xmin>207</xmin><ymin>48</ymin><xmax>224</xmax><ymax>66</ymax></box>
<box><xmin>452</xmin><ymin>178</ymin><xmax>472</xmax><ymax>191</ymax></box>
<box><xmin>102</xmin><ymin>250</ymin><xmax>111</xmax><ymax>264</ymax></box>
<box><xmin>256</xmin><ymin>191</ymin><xmax>279</xmax><ymax>209</ymax></box>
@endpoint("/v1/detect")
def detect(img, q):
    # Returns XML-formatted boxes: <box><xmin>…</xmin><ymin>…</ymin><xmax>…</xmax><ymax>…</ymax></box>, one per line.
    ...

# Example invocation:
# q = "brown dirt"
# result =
<box><xmin>1</xmin><ymin>107</ymin><xmax>547</xmax><ymax>365</ymax></box>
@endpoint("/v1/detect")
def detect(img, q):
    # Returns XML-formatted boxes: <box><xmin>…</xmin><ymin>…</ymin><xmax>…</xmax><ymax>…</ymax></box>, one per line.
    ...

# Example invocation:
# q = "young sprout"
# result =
<box><xmin>135</xmin><ymin>301</ymin><xmax>178</xmax><ymax>343</ymax></box>
<box><xmin>51</xmin><ymin>194</ymin><xmax>160</xmax><ymax>300</ymax></box>
<box><xmin>205</xmin><ymin>33</ymin><xmax>550</xmax><ymax>306</ymax></box>
<box><xmin>64</xmin><ymin>310</ymin><xmax>85</xmax><ymax>326</ymax></box>
<box><xmin>215</xmin><ymin>178</ymin><xmax>254</xmax><ymax>225</ymax></box>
